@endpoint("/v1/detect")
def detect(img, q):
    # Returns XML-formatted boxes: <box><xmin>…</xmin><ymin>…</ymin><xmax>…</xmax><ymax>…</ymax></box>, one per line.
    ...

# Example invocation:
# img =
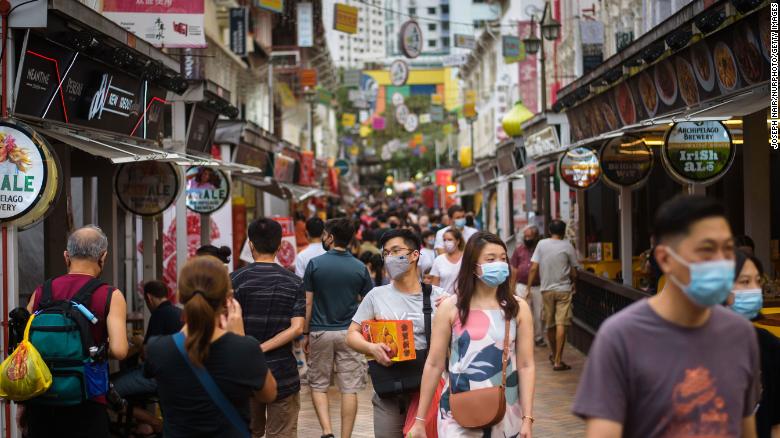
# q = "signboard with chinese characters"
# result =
<box><xmin>273</xmin><ymin>153</ymin><xmax>296</xmax><ymax>183</ymax></box>
<box><xmin>185</xmin><ymin>167</ymin><xmax>230</xmax><ymax>214</ymax></box>
<box><xmin>299</xmin><ymin>69</ymin><xmax>317</xmax><ymax>88</ymax></box>
<box><xmin>442</xmin><ymin>53</ymin><xmax>468</xmax><ymax>67</ymax></box>
<box><xmin>272</xmin><ymin>216</ymin><xmax>297</xmax><ymax>268</ymax></box>
<box><xmin>558</xmin><ymin>147</ymin><xmax>601</xmax><ymax>189</ymax></box>
<box><xmin>334</xmin><ymin>3</ymin><xmax>358</xmax><ymax>34</ymax></box>
<box><xmin>229</xmin><ymin>8</ymin><xmax>248</xmax><ymax>56</ymax></box>
<box><xmin>454</xmin><ymin>34</ymin><xmax>476</xmax><ymax>49</ymax></box>
<box><xmin>525</xmin><ymin>126</ymin><xmax>562</xmax><ymax>160</ymax></box>
<box><xmin>662</xmin><ymin>121</ymin><xmax>734</xmax><ymax>184</ymax></box>
<box><xmin>115</xmin><ymin>162</ymin><xmax>179</xmax><ymax>216</ymax></box>
<box><xmin>400</xmin><ymin>21</ymin><xmax>423</xmax><ymax>58</ymax></box>
<box><xmin>599</xmin><ymin>136</ymin><xmax>653</xmax><ymax>189</ymax></box>
<box><xmin>297</xmin><ymin>2</ymin><xmax>313</xmax><ymax>47</ymax></box>
<box><xmin>103</xmin><ymin>0</ymin><xmax>205</xmax><ymax>48</ymax></box>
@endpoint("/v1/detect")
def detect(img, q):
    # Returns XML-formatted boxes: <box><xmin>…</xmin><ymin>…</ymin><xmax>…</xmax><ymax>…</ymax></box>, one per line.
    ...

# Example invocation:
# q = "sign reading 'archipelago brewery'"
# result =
<box><xmin>662</xmin><ymin>121</ymin><xmax>734</xmax><ymax>184</ymax></box>
<box><xmin>558</xmin><ymin>147</ymin><xmax>601</xmax><ymax>189</ymax></box>
<box><xmin>185</xmin><ymin>166</ymin><xmax>230</xmax><ymax>214</ymax></box>
<box><xmin>115</xmin><ymin>162</ymin><xmax>179</xmax><ymax>216</ymax></box>
<box><xmin>599</xmin><ymin>136</ymin><xmax>653</xmax><ymax>189</ymax></box>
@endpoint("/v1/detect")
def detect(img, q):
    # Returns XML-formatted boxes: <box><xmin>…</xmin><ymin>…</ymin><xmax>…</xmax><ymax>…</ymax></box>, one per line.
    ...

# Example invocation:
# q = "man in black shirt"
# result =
<box><xmin>232</xmin><ymin>218</ymin><xmax>306</xmax><ymax>438</ymax></box>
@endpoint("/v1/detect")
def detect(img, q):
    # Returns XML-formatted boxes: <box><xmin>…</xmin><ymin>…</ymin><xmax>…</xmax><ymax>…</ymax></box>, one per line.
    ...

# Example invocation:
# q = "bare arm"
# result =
<box><xmin>570</xmin><ymin>267</ymin><xmax>578</xmax><ymax>292</ymax></box>
<box><xmin>526</xmin><ymin>262</ymin><xmax>539</xmax><ymax>290</ymax></box>
<box><xmin>261</xmin><ymin>317</ymin><xmax>304</xmax><ymax>353</ymax></box>
<box><xmin>585</xmin><ymin>418</ymin><xmax>623</xmax><ymax>438</ymax></box>
<box><xmin>742</xmin><ymin>416</ymin><xmax>757</xmax><ymax>438</ymax></box>
<box><xmin>304</xmin><ymin>292</ymin><xmax>313</xmax><ymax>333</ymax></box>
<box><xmin>771</xmin><ymin>424</ymin><xmax>780</xmax><ymax>438</ymax></box>
<box><xmin>254</xmin><ymin>369</ymin><xmax>277</xmax><ymax>403</ymax></box>
<box><xmin>26</xmin><ymin>291</ymin><xmax>37</xmax><ymax>313</ymax></box>
<box><xmin>106</xmin><ymin>289</ymin><xmax>129</xmax><ymax>360</ymax></box>
<box><xmin>413</xmin><ymin>298</ymin><xmax>455</xmax><ymax>427</ymax></box>
<box><xmin>516</xmin><ymin>298</ymin><xmax>535</xmax><ymax>431</ymax></box>
<box><xmin>430</xmin><ymin>276</ymin><xmax>441</xmax><ymax>287</ymax></box>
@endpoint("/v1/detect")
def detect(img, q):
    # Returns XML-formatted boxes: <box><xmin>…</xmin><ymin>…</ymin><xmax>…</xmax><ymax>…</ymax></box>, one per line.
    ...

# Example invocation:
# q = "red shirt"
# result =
<box><xmin>510</xmin><ymin>244</ymin><xmax>540</xmax><ymax>286</ymax></box>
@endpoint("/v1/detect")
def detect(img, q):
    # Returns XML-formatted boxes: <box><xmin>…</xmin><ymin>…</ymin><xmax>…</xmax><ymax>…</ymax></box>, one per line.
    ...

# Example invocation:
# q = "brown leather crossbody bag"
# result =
<box><xmin>449</xmin><ymin>317</ymin><xmax>511</xmax><ymax>429</ymax></box>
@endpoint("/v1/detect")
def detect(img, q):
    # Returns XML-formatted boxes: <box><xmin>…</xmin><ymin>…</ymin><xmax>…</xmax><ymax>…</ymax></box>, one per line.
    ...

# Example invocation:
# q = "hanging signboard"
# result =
<box><xmin>430</xmin><ymin>105</ymin><xmax>444</xmax><ymax>122</ymax></box>
<box><xmin>502</xmin><ymin>35</ymin><xmax>524</xmax><ymax>63</ymax></box>
<box><xmin>299</xmin><ymin>151</ymin><xmax>315</xmax><ymax>186</ymax></box>
<box><xmin>454</xmin><ymin>34</ymin><xmax>476</xmax><ymax>49</ymax></box>
<box><xmin>272</xmin><ymin>216</ymin><xmax>297</xmax><ymax>268</ymax></box>
<box><xmin>558</xmin><ymin>147</ymin><xmax>601</xmax><ymax>189</ymax></box>
<box><xmin>103</xmin><ymin>0</ymin><xmax>206</xmax><ymax>48</ymax></box>
<box><xmin>256</xmin><ymin>0</ymin><xmax>284</xmax><ymax>13</ymax></box>
<box><xmin>525</xmin><ymin>126</ymin><xmax>562</xmax><ymax>160</ymax></box>
<box><xmin>115</xmin><ymin>162</ymin><xmax>179</xmax><ymax>216</ymax></box>
<box><xmin>391</xmin><ymin>92</ymin><xmax>405</xmax><ymax>106</ymax></box>
<box><xmin>662</xmin><ymin>121</ymin><xmax>734</xmax><ymax>184</ymax></box>
<box><xmin>341</xmin><ymin>113</ymin><xmax>356</xmax><ymax>127</ymax></box>
<box><xmin>273</xmin><ymin>153</ymin><xmax>296</xmax><ymax>183</ymax></box>
<box><xmin>334</xmin><ymin>159</ymin><xmax>350</xmax><ymax>176</ymax></box>
<box><xmin>404</xmin><ymin>114</ymin><xmax>419</xmax><ymax>132</ymax></box>
<box><xmin>343</xmin><ymin>69</ymin><xmax>362</xmax><ymax>87</ymax></box>
<box><xmin>400</xmin><ymin>20</ymin><xmax>423</xmax><ymax>58</ymax></box>
<box><xmin>299</xmin><ymin>69</ymin><xmax>317</xmax><ymax>88</ymax></box>
<box><xmin>0</xmin><ymin>121</ymin><xmax>59</xmax><ymax>229</ymax></box>
<box><xmin>599</xmin><ymin>136</ymin><xmax>654</xmax><ymax>189</ymax></box>
<box><xmin>334</xmin><ymin>3</ymin><xmax>359</xmax><ymax>34</ymax></box>
<box><xmin>395</xmin><ymin>104</ymin><xmax>410</xmax><ymax>124</ymax></box>
<box><xmin>229</xmin><ymin>8</ymin><xmax>248</xmax><ymax>56</ymax></box>
<box><xmin>442</xmin><ymin>53</ymin><xmax>468</xmax><ymax>67</ymax></box>
<box><xmin>185</xmin><ymin>166</ymin><xmax>230</xmax><ymax>214</ymax></box>
<box><xmin>389</xmin><ymin>59</ymin><xmax>410</xmax><ymax>86</ymax></box>
<box><xmin>186</xmin><ymin>104</ymin><xmax>219</xmax><ymax>154</ymax></box>
<box><xmin>297</xmin><ymin>2</ymin><xmax>314</xmax><ymax>47</ymax></box>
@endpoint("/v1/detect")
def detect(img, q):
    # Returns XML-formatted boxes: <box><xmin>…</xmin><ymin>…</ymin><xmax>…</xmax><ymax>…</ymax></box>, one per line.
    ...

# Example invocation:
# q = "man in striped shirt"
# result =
<box><xmin>232</xmin><ymin>218</ymin><xmax>306</xmax><ymax>438</ymax></box>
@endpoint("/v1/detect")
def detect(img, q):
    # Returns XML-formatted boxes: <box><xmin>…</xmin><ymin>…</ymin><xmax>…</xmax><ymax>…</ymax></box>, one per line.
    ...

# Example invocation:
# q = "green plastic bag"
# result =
<box><xmin>0</xmin><ymin>314</ymin><xmax>52</xmax><ymax>401</ymax></box>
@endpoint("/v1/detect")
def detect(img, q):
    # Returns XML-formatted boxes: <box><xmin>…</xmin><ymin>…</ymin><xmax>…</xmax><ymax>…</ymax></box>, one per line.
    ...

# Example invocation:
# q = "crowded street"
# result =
<box><xmin>0</xmin><ymin>0</ymin><xmax>776</xmax><ymax>438</ymax></box>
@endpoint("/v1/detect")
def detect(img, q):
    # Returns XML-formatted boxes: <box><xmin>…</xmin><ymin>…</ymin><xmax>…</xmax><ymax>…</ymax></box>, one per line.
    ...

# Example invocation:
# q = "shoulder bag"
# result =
<box><xmin>449</xmin><ymin>317</ymin><xmax>511</xmax><ymax>428</ymax></box>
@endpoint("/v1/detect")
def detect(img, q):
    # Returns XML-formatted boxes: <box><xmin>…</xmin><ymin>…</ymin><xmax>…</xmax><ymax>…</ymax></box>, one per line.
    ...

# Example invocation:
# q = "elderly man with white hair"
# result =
<box><xmin>510</xmin><ymin>224</ymin><xmax>545</xmax><ymax>346</ymax></box>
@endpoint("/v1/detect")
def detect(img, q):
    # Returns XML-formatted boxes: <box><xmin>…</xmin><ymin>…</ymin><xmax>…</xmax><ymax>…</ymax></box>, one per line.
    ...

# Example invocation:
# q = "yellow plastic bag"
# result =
<box><xmin>0</xmin><ymin>314</ymin><xmax>52</xmax><ymax>401</ymax></box>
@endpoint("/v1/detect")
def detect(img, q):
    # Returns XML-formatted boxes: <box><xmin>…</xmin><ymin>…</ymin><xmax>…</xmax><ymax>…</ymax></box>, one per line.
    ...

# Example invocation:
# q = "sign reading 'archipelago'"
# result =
<box><xmin>185</xmin><ymin>166</ymin><xmax>230</xmax><ymax>214</ymax></box>
<box><xmin>662</xmin><ymin>121</ymin><xmax>734</xmax><ymax>185</ymax></box>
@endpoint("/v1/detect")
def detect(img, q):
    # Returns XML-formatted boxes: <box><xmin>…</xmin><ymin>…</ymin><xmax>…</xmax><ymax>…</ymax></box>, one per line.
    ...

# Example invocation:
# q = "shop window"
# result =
<box><xmin>428</xmin><ymin>23</ymin><xmax>436</xmax><ymax>31</ymax></box>
<box><xmin>428</xmin><ymin>39</ymin><xmax>436</xmax><ymax>48</ymax></box>
<box><xmin>427</xmin><ymin>7</ymin><xmax>436</xmax><ymax>14</ymax></box>
<box><xmin>441</xmin><ymin>5</ymin><xmax>449</xmax><ymax>13</ymax></box>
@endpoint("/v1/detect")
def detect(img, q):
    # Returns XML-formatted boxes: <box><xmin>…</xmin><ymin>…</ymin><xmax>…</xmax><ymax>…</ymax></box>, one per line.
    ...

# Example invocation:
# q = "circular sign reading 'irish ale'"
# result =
<box><xmin>558</xmin><ymin>147</ymin><xmax>601</xmax><ymax>189</ymax></box>
<box><xmin>185</xmin><ymin>166</ymin><xmax>230</xmax><ymax>214</ymax></box>
<box><xmin>115</xmin><ymin>162</ymin><xmax>180</xmax><ymax>216</ymax></box>
<box><xmin>599</xmin><ymin>136</ymin><xmax>654</xmax><ymax>189</ymax></box>
<box><xmin>662</xmin><ymin>121</ymin><xmax>735</xmax><ymax>185</ymax></box>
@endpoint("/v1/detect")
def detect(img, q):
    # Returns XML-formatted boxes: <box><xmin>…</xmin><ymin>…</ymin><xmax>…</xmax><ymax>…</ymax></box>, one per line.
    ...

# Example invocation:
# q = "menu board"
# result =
<box><xmin>115</xmin><ymin>162</ymin><xmax>179</xmax><ymax>216</ymax></box>
<box><xmin>185</xmin><ymin>166</ymin><xmax>230</xmax><ymax>214</ymax></box>
<box><xmin>599</xmin><ymin>136</ymin><xmax>653</xmax><ymax>189</ymax></box>
<box><xmin>662</xmin><ymin>121</ymin><xmax>734</xmax><ymax>184</ymax></box>
<box><xmin>566</xmin><ymin>8</ymin><xmax>769</xmax><ymax>142</ymax></box>
<box><xmin>558</xmin><ymin>147</ymin><xmax>601</xmax><ymax>189</ymax></box>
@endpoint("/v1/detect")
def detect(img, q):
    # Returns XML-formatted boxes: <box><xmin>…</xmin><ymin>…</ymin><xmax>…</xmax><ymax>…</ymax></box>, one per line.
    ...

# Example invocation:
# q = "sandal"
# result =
<box><xmin>548</xmin><ymin>354</ymin><xmax>554</xmax><ymax>365</ymax></box>
<box><xmin>553</xmin><ymin>363</ymin><xmax>572</xmax><ymax>371</ymax></box>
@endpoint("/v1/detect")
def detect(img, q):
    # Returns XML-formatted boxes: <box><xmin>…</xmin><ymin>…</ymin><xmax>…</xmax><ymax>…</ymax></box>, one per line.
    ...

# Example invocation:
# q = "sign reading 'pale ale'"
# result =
<box><xmin>185</xmin><ymin>166</ymin><xmax>230</xmax><ymax>214</ymax></box>
<box><xmin>0</xmin><ymin>122</ymin><xmax>52</xmax><ymax>222</ymax></box>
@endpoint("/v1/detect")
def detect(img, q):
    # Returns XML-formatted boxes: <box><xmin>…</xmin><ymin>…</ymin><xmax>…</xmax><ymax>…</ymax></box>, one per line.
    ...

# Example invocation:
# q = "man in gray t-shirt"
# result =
<box><xmin>527</xmin><ymin>219</ymin><xmax>580</xmax><ymax>370</ymax></box>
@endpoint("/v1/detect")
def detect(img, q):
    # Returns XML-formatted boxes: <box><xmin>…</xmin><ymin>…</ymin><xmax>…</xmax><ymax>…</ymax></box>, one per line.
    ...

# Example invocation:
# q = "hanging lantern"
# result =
<box><xmin>502</xmin><ymin>100</ymin><xmax>535</xmax><ymax>137</ymax></box>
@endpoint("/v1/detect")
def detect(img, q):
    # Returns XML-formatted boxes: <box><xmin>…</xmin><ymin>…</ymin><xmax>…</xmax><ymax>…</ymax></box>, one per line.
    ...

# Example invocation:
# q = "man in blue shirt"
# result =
<box><xmin>303</xmin><ymin>218</ymin><xmax>373</xmax><ymax>438</ymax></box>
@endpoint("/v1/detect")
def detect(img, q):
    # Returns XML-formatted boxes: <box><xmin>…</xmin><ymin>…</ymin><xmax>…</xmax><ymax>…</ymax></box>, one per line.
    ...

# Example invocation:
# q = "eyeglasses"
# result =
<box><xmin>382</xmin><ymin>247</ymin><xmax>413</xmax><ymax>258</ymax></box>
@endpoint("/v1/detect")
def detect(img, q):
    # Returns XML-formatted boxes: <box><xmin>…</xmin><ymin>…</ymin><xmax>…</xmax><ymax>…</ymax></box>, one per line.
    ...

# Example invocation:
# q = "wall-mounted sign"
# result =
<box><xmin>454</xmin><ymin>34</ymin><xmax>476</xmax><ymax>49</ymax></box>
<box><xmin>431</xmin><ymin>105</ymin><xmax>444</xmax><ymax>122</ymax></box>
<box><xmin>558</xmin><ymin>147</ymin><xmax>601</xmax><ymax>189</ymax></box>
<box><xmin>334</xmin><ymin>3</ymin><xmax>358</xmax><ymax>34</ymax></box>
<box><xmin>389</xmin><ymin>60</ymin><xmax>410</xmax><ymax>86</ymax></box>
<box><xmin>185</xmin><ymin>166</ymin><xmax>230</xmax><ymax>214</ymax></box>
<box><xmin>525</xmin><ymin>126</ymin><xmax>562</xmax><ymax>160</ymax></box>
<box><xmin>599</xmin><ymin>136</ymin><xmax>653</xmax><ymax>189</ymax></box>
<box><xmin>391</xmin><ymin>92</ymin><xmax>405</xmax><ymax>106</ymax></box>
<box><xmin>104</xmin><ymin>0</ymin><xmax>206</xmax><ymax>48</ymax></box>
<box><xmin>395</xmin><ymin>104</ymin><xmax>410</xmax><ymax>124</ymax></box>
<box><xmin>334</xmin><ymin>159</ymin><xmax>350</xmax><ymax>176</ymax></box>
<box><xmin>343</xmin><ymin>69</ymin><xmax>361</xmax><ymax>87</ymax></box>
<box><xmin>296</xmin><ymin>2</ymin><xmax>313</xmax><ymax>47</ymax></box>
<box><xmin>662</xmin><ymin>121</ymin><xmax>734</xmax><ymax>184</ymax></box>
<box><xmin>502</xmin><ymin>35</ymin><xmax>524</xmax><ymax>63</ymax></box>
<box><xmin>404</xmin><ymin>114</ymin><xmax>419</xmax><ymax>132</ymax></box>
<box><xmin>0</xmin><ymin>121</ymin><xmax>59</xmax><ymax>228</ymax></box>
<box><xmin>299</xmin><ymin>151</ymin><xmax>315</xmax><ymax>186</ymax></box>
<box><xmin>400</xmin><ymin>20</ymin><xmax>423</xmax><ymax>58</ymax></box>
<box><xmin>229</xmin><ymin>8</ymin><xmax>248</xmax><ymax>56</ymax></box>
<box><xmin>299</xmin><ymin>68</ymin><xmax>317</xmax><ymax>88</ymax></box>
<box><xmin>115</xmin><ymin>162</ymin><xmax>179</xmax><ymax>216</ymax></box>
<box><xmin>273</xmin><ymin>153</ymin><xmax>297</xmax><ymax>183</ymax></box>
<box><xmin>341</xmin><ymin>113</ymin><xmax>356</xmax><ymax>127</ymax></box>
<box><xmin>442</xmin><ymin>53</ymin><xmax>468</xmax><ymax>67</ymax></box>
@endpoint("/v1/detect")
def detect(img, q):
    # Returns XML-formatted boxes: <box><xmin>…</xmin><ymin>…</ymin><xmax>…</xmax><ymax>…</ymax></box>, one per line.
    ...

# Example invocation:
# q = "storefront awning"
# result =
<box><xmin>236</xmin><ymin>175</ymin><xmax>291</xmax><ymax>199</ymax></box>
<box><xmin>280</xmin><ymin>183</ymin><xmax>326</xmax><ymax>202</ymax></box>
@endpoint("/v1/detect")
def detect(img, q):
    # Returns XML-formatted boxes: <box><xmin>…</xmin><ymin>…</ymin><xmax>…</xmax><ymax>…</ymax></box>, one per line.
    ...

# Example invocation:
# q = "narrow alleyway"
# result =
<box><xmin>298</xmin><ymin>344</ymin><xmax>586</xmax><ymax>437</ymax></box>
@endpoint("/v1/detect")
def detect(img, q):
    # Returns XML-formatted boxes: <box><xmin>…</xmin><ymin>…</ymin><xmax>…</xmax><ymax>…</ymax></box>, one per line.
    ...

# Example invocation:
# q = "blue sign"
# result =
<box><xmin>334</xmin><ymin>159</ymin><xmax>350</xmax><ymax>176</ymax></box>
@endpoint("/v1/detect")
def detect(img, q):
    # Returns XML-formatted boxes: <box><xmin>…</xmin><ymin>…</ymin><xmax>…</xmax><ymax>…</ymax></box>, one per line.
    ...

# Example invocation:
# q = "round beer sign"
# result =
<box><xmin>662</xmin><ymin>121</ymin><xmax>734</xmax><ymax>184</ymax></box>
<box><xmin>0</xmin><ymin>121</ymin><xmax>54</xmax><ymax>224</ymax></box>
<box><xmin>115</xmin><ymin>162</ymin><xmax>180</xmax><ymax>216</ymax></box>
<box><xmin>599</xmin><ymin>136</ymin><xmax>653</xmax><ymax>189</ymax></box>
<box><xmin>558</xmin><ymin>147</ymin><xmax>601</xmax><ymax>189</ymax></box>
<box><xmin>400</xmin><ymin>20</ymin><xmax>423</xmax><ymax>58</ymax></box>
<box><xmin>185</xmin><ymin>166</ymin><xmax>230</xmax><ymax>214</ymax></box>
<box><xmin>389</xmin><ymin>60</ymin><xmax>410</xmax><ymax>86</ymax></box>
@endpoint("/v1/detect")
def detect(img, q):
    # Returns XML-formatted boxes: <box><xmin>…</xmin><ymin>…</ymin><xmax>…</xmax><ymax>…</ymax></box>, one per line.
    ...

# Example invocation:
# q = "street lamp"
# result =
<box><xmin>303</xmin><ymin>86</ymin><xmax>318</xmax><ymax>156</ymax></box>
<box><xmin>522</xmin><ymin>2</ymin><xmax>560</xmax><ymax>113</ymax></box>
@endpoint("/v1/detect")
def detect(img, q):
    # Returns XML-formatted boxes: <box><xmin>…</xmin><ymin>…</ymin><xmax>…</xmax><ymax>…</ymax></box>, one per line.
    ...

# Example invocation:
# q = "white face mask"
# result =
<box><xmin>443</xmin><ymin>241</ymin><xmax>457</xmax><ymax>253</ymax></box>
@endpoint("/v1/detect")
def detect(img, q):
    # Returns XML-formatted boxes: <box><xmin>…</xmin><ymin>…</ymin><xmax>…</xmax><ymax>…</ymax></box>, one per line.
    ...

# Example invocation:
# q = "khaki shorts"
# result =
<box><xmin>307</xmin><ymin>330</ymin><xmax>367</xmax><ymax>393</ymax></box>
<box><xmin>250</xmin><ymin>392</ymin><xmax>300</xmax><ymax>438</ymax></box>
<box><xmin>543</xmin><ymin>290</ymin><xmax>573</xmax><ymax>327</ymax></box>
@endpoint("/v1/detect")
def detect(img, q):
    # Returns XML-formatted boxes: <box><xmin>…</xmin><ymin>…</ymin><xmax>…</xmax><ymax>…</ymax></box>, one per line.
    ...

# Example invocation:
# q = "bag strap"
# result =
<box><xmin>172</xmin><ymin>332</ymin><xmax>250</xmax><ymax>438</ymax></box>
<box><xmin>72</xmin><ymin>278</ymin><xmax>106</xmax><ymax>306</ymax></box>
<box><xmin>40</xmin><ymin>279</ymin><xmax>54</xmax><ymax>307</ymax></box>
<box><xmin>500</xmin><ymin>318</ymin><xmax>511</xmax><ymax>388</ymax></box>
<box><xmin>421</xmin><ymin>283</ymin><xmax>433</xmax><ymax>347</ymax></box>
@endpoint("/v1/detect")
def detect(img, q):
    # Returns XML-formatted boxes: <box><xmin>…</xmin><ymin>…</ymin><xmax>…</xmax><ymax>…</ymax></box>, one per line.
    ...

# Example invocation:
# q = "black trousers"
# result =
<box><xmin>26</xmin><ymin>401</ymin><xmax>109</xmax><ymax>438</ymax></box>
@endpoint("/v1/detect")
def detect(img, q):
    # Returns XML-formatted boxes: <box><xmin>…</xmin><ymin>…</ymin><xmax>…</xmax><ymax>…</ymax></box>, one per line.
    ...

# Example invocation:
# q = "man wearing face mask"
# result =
<box><xmin>303</xmin><ymin>218</ymin><xmax>374</xmax><ymax>438</ymax></box>
<box><xmin>346</xmin><ymin>229</ymin><xmax>447</xmax><ymax>438</ymax></box>
<box><xmin>434</xmin><ymin>205</ymin><xmax>479</xmax><ymax>255</ymax></box>
<box><xmin>511</xmin><ymin>224</ymin><xmax>545</xmax><ymax>346</ymax></box>
<box><xmin>573</xmin><ymin>195</ymin><xmax>761</xmax><ymax>438</ymax></box>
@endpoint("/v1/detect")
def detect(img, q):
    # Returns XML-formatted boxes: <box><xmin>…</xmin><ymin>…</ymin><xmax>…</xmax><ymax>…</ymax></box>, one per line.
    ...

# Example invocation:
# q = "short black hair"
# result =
<box><xmin>306</xmin><ymin>217</ymin><xmax>325</xmax><ymax>238</ymax></box>
<box><xmin>734</xmin><ymin>235</ymin><xmax>755</xmax><ymax>251</ymax></box>
<box><xmin>143</xmin><ymin>280</ymin><xmax>169</xmax><ymax>299</ymax></box>
<box><xmin>380</xmin><ymin>228</ymin><xmax>421</xmax><ymax>252</ymax></box>
<box><xmin>196</xmin><ymin>245</ymin><xmax>231</xmax><ymax>264</ymax></box>
<box><xmin>422</xmin><ymin>229</ymin><xmax>436</xmax><ymax>240</ymax></box>
<box><xmin>653</xmin><ymin>195</ymin><xmax>727</xmax><ymax>244</ymax></box>
<box><xmin>248</xmin><ymin>218</ymin><xmax>282</xmax><ymax>254</ymax></box>
<box><xmin>549</xmin><ymin>220</ymin><xmax>566</xmax><ymax>236</ymax></box>
<box><xmin>325</xmin><ymin>218</ymin><xmax>355</xmax><ymax>248</ymax></box>
<box><xmin>734</xmin><ymin>249</ymin><xmax>764</xmax><ymax>278</ymax></box>
<box><xmin>448</xmin><ymin>205</ymin><xmax>465</xmax><ymax>217</ymax></box>
<box><xmin>362</xmin><ymin>228</ymin><xmax>376</xmax><ymax>243</ymax></box>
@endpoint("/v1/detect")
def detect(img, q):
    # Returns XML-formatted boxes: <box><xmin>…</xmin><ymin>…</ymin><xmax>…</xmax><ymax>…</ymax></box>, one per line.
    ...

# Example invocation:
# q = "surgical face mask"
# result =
<box><xmin>443</xmin><ymin>241</ymin><xmax>457</xmax><ymax>253</ymax></box>
<box><xmin>389</xmin><ymin>222</ymin><xmax>399</xmax><ymax>229</ymax></box>
<box><xmin>731</xmin><ymin>289</ymin><xmax>763</xmax><ymax>320</ymax></box>
<box><xmin>385</xmin><ymin>255</ymin><xmax>413</xmax><ymax>280</ymax></box>
<box><xmin>523</xmin><ymin>238</ymin><xmax>536</xmax><ymax>247</ymax></box>
<box><xmin>666</xmin><ymin>248</ymin><xmax>735</xmax><ymax>307</ymax></box>
<box><xmin>425</xmin><ymin>239</ymin><xmax>435</xmax><ymax>249</ymax></box>
<box><xmin>478</xmin><ymin>262</ymin><xmax>510</xmax><ymax>287</ymax></box>
<box><xmin>454</xmin><ymin>218</ymin><xmax>466</xmax><ymax>229</ymax></box>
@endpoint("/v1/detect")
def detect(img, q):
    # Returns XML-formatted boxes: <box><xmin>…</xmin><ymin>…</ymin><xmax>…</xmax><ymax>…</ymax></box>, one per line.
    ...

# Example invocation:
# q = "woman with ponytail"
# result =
<box><xmin>145</xmin><ymin>256</ymin><xmax>277</xmax><ymax>437</ymax></box>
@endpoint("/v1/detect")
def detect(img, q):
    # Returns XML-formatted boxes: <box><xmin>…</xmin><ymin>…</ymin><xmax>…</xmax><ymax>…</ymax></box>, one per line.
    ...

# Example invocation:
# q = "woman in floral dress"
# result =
<box><xmin>409</xmin><ymin>232</ymin><xmax>536</xmax><ymax>438</ymax></box>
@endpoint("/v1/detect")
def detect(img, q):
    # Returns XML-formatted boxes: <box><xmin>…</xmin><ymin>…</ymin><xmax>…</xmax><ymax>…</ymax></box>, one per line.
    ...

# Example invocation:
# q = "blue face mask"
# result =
<box><xmin>731</xmin><ymin>289</ymin><xmax>763</xmax><ymax>320</ymax></box>
<box><xmin>667</xmin><ymin>248</ymin><xmax>735</xmax><ymax>307</ymax></box>
<box><xmin>454</xmin><ymin>218</ymin><xmax>466</xmax><ymax>229</ymax></box>
<box><xmin>478</xmin><ymin>262</ymin><xmax>510</xmax><ymax>287</ymax></box>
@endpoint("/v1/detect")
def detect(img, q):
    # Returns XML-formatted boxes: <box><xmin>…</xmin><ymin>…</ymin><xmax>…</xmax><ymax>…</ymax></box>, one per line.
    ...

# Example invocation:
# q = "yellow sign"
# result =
<box><xmin>342</xmin><ymin>113</ymin><xmax>356</xmax><ymax>127</ymax></box>
<box><xmin>334</xmin><ymin>3</ymin><xmax>359</xmax><ymax>34</ymax></box>
<box><xmin>459</xmin><ymin>146</ymin><xmax>472</xmax><ymax>167</ymax></box>
<box><xmin>463</xmin><ymin>90</ymin><xmax>477</xmax><ymax>118</ymax></box>
<box><xmin>257</xmin><ymin>0</ymin><xmax>283</xmax><ymax>13</ymax></box>
<box><xmin>276</xmin><ymin>82</ymin><xmax>297</xmax><ymax>108</ymax></box>
<box><xmin>431</xmin><ymin>94</ymin><xmax>443</xmax><ymax>105</ymax></box>
<box><xmin>359</xmin><ymin>125</ymin><xmax>372</xmax><ymax>137</ymax></box>
<box><xmin>349</xmin><ymin>145</ymin><xmax>360</xmax><ymax>156</ymax></box>
<box><xmin>414</xmin><ymin>133</ymin><xmax>423</xmax><ymax>144</ymax></box>
<box><xmin>465</xmin><ymin>90</ymin><xmax>476</xmax><ymax>104</ymax></box>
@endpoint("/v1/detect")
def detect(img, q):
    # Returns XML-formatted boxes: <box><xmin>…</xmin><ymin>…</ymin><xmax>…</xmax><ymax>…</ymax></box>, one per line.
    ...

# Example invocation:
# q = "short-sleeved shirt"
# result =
<box><xmin>434</xmin><ymin>225</ymin><xmax>478</xmax><ymax>250</ymax></box>
<box><xmin>510</xmin><ymin>244</ymin><xmax>539</xmax><ymax>286</ymax></box>
<box><xmin>572</xmin><ymin>300</ymin><xmax>761</xmax><ymax>438</ymax></box>
<box><xmin>145</xmin><ymin>333</ymin><xmax>268</xmax><ymax>438</ymax></box>
<box><xmin>144</xmin><ymin>301</ymin><xmax>183</xmax><ymax>344</ymax></box>
<box><xmin>430</xmin><ymin>255</ymin><xmax>461</xmax><ymax>294</ymax></box>
<box><xmin>231</xmin><ymin>262</ymin><xmax>305</xmax><ymax>400</ymax></box>
<box><xmin>352</xmin><ymin>283</ymin><xmax>447</xmax><ymax>350</ymax></box>
<box><xmin>530</xmin><ymin>238</ymin><xmax>580</xmax><ymax>292</ymax></box>
<box><xmin>755</xmin><ymin>327</ymin><xmax>780</xmax><ymax>438</ymax></box>
<box><xmin>303</xmin><ymin>249</ymin><xmax>374</xmax><ymax>331</ymax></box>
<box><xmin>295</xmin><ymin>243</ymin><xmax>326</xmax><ymax>278</ymax></box>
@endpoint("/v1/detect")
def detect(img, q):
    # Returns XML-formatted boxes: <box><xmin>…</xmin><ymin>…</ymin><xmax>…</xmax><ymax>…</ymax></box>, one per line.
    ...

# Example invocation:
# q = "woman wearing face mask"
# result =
<box><xmin>409</xmin><ymin>232</ymin><xmax>535</xmax><ymax>438</ymax></box>
<box><xmin>419</xmin><ymin>230</ymin><xmax>437</xmax><ymax>282</ymax></box>
<box><xmin>727</xmin><ymin>250</ymin><xmax>780</xmax><ymax>438</ymax></box>
<box><xmin>430</xmin><ymin>228</ymin><xmax>465</xmax><ymax>294</ymax></box>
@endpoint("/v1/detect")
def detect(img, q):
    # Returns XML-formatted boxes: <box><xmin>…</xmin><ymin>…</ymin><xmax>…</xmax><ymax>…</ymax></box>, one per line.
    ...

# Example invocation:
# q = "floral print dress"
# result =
<box><xmin>439</xmin><ymin>309</ymin><xmax>521</xmax><ymax>437</ymax></box>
